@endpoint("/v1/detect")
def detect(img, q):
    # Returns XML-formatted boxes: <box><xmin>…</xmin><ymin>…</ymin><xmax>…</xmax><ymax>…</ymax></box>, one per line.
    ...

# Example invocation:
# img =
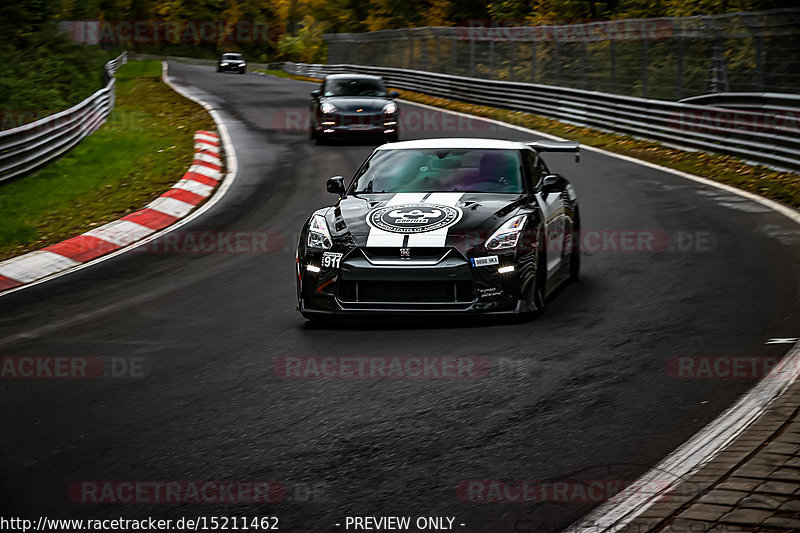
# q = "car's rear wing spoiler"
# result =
<box><xmin>527</xmin><ymin>140</ymin><xmax>581</xmax><ymax>162</ymax></box>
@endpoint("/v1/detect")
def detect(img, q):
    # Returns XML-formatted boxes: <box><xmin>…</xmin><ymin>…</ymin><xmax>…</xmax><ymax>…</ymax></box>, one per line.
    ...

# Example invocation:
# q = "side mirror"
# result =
<box><xmin>326</xmin><ymin>176</ymin><xmax>346</xmax><ymax>196</ymax></box>
<box><xmin>388</xmin><ymin>90</ymin><xmax>399</xmax><ymax>99</ymax></box>
<box><xmin>310</xmin><ymin>89</ymin><xmax>322</xmax><ymax>99</ymax></box>
<box><xmin>541</xmin><ymin>174</ymin><xmax>566</xmax><ymax>195</ymax></box>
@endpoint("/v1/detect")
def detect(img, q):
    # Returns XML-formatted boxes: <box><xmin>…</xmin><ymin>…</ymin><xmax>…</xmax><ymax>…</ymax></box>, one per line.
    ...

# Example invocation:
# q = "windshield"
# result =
<box><xmin>324</xmin><ymin>78</ymin><xmax>387</xmax><ymax>97</ymax></box>
<box><xmin>352</xmin><ymin>148</ymin><xmax>524</xmax><ymax>194</ymax></box>
<box><xmin>222</xmin><ymin>54</ymin><xmax>242</xmax><ymax>60</ymax></box>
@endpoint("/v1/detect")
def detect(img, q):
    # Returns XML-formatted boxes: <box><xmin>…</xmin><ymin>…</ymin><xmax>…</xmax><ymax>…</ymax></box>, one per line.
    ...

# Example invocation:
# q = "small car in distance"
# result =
<box><xmin>309</xmin><ymin>74</ymin><xmax>400</xmax><ymax>144</ymax></box>
<box><xmin>217</xmin><ymin>53</ymin><xmax>246</xmax><ymax>74</ymax></box>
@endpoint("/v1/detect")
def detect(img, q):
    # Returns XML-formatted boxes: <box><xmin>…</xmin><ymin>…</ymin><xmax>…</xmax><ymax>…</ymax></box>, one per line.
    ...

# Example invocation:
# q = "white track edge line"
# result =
<box><xmin>565</xmin><ymin>340</ymin><xmax>800</xmax><ymax>533</ymax></box>
<box><xmin>0</xmin><ymin>61</ymin><xmax>238</xmax><ymax>298</ymax></box>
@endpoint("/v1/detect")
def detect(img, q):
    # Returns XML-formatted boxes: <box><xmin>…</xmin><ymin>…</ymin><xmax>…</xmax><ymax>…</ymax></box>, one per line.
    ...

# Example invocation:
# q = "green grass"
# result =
<box><xmin>0</xmin><ymin>60</ymin><xmax>215</xmax><ymax>260</ymax></box>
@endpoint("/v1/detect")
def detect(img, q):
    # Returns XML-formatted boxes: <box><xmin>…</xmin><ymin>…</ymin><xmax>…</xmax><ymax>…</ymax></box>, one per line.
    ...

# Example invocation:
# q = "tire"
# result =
<box><xmin>239</xmin><ymin>68</ymin><xmax>246</xmax><ymax>74</ymax></box>
<box><xmin>309</xmin><ymin>128</ymin><xmax>317</xmax><ymax>140</ymax></box>
<box><xmin>216</xmin><ymin>68</ymin><xmax>222</xmax><ymax>73</ymax></box>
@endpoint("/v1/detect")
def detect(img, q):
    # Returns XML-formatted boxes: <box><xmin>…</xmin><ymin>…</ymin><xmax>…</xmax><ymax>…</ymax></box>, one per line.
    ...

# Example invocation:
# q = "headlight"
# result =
<box><xmin>486</xmin><ymin>215</ymin><xmax>526</xmax><ymax>250</ymax></box>
<box><xmin>240</xmin><ymin>62</ymin><xmax>246</xmax><ymax>66</ymax></box>
<box><xmin>307</xmin><ymin>214</ymin><xmax>333</xmax><ymax>249</ymax></box>
<box><xmin>320</xmin><ymin>102</ymin><xmax>337</xmax><ymax>114</ymax></box>
<box><xmin>221</xmin><ymin>62</ymin><xmax>229</xmax><ymax>66</ymax></box>
<box><xmin>383</xmin><ymin>102</ymin><xmax>397</xmax><ymax>114</ymax></box>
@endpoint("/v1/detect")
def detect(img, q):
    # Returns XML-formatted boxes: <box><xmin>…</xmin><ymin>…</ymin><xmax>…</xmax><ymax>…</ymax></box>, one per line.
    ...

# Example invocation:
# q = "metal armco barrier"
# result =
<box><xmin>0</xmin><ymin>52</ymin><xmax>127</xmax><ymax>183</ymax></box>
<box><xmin>282</xmin><ymin>61</ymin><xmax>800</xmax><ymax>172</ymax></box>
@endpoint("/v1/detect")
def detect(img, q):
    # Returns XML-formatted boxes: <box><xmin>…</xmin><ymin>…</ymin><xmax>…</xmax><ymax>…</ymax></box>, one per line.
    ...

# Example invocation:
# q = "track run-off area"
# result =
<box><xmin>1</xmin><ymin>63</ymin><xmax>799</xmax><ymax>533</ymax></box>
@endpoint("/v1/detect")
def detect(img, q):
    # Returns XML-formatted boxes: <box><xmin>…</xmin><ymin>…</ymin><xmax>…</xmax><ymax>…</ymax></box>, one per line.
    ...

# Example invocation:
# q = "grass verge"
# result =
<box><xmin>260</xmin><ymin>70</ymin><xmax>800</xmax><ymax>209</ymax></box>
<box><xmin>0</xmin><ymin>60</ymin><xmax>215</xmax><ymax>261</ymax></box>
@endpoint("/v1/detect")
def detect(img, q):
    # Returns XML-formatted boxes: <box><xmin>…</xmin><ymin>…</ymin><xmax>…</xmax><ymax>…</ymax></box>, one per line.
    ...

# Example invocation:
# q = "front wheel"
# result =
<box><xmin>239</xmin><ymin>68</ymin><xmax>246</xmax><ymax>74</ymax></box>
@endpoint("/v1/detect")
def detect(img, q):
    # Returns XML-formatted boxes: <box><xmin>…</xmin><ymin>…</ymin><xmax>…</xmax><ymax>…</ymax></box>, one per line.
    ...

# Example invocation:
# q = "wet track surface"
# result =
<box><xmin>1</xmin><ymin>63</ymin><xmax>800</xmax><ymax>532</ymax></box>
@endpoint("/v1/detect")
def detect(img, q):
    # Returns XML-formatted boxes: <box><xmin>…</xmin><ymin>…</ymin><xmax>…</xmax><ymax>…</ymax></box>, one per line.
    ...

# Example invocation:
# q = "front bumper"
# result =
<box><xmin>297</xmin><ymin>246</ymin><xmax>531</xmax><ymax>315</ymax></box>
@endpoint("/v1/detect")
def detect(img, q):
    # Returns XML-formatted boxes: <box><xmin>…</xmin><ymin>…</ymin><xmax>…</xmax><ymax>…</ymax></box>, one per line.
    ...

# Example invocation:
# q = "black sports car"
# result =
<box><xmin>217</xmin><ymin>53</ymin><xmax>246</xmax><ymax>74</ymax></box>
<box><xmin>309</xmin><ymin>74</ymin><xmax>400</xmax><ymax>143</ymax></box>
<box><xmin>296</xmin><ymin>138</ymin><xmax>581</xmax><ymax>319</ymax></box>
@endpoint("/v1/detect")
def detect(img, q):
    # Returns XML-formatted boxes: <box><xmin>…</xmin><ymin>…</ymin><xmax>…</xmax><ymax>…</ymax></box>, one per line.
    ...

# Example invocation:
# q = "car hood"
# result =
<box><xmin>322</xmin><ymin>97</ymin><xmax>390</xmax><ymax>113</ymax></box>
<box><xmin>330</xmin><ymin>192</ymin><xmax>527</xmax><ymax>248</ymax></box>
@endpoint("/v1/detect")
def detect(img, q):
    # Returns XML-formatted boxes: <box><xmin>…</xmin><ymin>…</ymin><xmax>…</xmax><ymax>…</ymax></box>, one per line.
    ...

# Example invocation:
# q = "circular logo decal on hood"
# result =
<box><xmin>367</xmin><ymin>203</ymin><xmax>463</xmax><ymax>234</ymax></box>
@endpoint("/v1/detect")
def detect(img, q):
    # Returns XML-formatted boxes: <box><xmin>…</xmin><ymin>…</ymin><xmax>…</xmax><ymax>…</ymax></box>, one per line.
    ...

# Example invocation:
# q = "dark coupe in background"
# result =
<box><xmin>296</xmin><ymin>138</ymin><xmax>581</xmax><ymax>320</ymax></box>
<box><xmin>309</xmin><ymin>74</ymin><xmax>400</xmax><ymax>143</ymax></box>
<box><xmin>217</xmin><ymin>53</ymin><xmax>246</xmax><ymax>74</ymax></box>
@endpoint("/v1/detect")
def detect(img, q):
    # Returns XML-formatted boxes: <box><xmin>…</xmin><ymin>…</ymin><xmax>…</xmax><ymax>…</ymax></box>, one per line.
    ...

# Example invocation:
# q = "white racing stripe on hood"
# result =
<box><xmin>406</xmin><ymin>192</ymin><xmax>465</xmax><ymax>247</ymax></box>
<box><xmin>366</xmin><ymin>193</ymin><xmax>427</xmax><ymax>247</ymax></box>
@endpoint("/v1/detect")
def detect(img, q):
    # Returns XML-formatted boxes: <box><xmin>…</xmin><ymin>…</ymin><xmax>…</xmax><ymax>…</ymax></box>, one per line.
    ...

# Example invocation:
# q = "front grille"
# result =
<box><xmin>361</xmin><ymin>247</ymin><xmax>450</xmax><ymax>264</ymax></box>
<box><xmin>338</xmin><ymin>281</ymin><xmax>475</xmax><ymax>304</ymax></box>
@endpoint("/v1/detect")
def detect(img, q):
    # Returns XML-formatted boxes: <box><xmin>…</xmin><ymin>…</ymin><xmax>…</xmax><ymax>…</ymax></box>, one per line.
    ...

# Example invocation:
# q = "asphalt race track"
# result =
<box><xmin>1</xmin><ymin>63</ymin><xmax>799</xmax><ymax>532</ymax></box>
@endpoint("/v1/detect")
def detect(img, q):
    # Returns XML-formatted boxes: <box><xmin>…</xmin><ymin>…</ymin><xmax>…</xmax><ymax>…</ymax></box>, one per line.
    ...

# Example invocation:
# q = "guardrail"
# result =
<box><xmin>280</xmin><ymin>61</ymin><xmax>800</xmax><ymax>172</ymax></box>
<box><xmin>0</xmin><ymin>52</ymin><xmax>127</xmax><ymax>184</ymax></box>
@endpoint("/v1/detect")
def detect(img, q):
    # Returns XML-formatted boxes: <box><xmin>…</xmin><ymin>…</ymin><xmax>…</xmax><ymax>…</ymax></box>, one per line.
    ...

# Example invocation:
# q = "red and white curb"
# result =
<box><xmin>0</xmin><ymin>131</ymin><xmax>222</xmax><ymax>292</ymax></box>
